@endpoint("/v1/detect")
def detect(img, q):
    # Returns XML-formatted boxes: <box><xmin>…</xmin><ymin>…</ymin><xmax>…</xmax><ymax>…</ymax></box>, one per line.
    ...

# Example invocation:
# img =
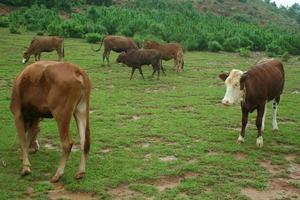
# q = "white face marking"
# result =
<box><xmin>22</xmin><ymin>58</ymin><xmax>26</xmax><ymax>64</ymax></box>
<box><xmin>256</xmin><ymin>136</ymin><xmax>263</xmax><ymax>148</ymax></box>
<box><xmin>222</xmin><ymin>69</ymin><xmax>244</xmax><ymax>105</ymax></box>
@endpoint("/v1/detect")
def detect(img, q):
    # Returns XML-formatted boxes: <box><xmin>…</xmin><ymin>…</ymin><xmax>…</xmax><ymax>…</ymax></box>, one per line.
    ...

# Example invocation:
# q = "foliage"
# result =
<box><xmin>0</xmin><ymin>16</ymin><xmax>9</xmax><ymax>28</ymax></box>
<box><xmin>281</xmin><ymin>52</ymin><xmax>291</xmax><ymax>62</ymax></box>
<box><xmin>4</xmin><ymin>2</ymin><xmax>300</xmax><ymax>55</ymax></box>
<box><xmin>85</xmin><ymin>33</ymin><xmax>103</xmax><ymax>43</ymax></box>
<box><xmin>9</xmin><ymin>22</ymin><xmax>20</xmax><ymax>34</ymax></box>
<box><xmin>208</xmin><ymin>41</ymin><xmax>222</xmax><ymax>52</ymax></box>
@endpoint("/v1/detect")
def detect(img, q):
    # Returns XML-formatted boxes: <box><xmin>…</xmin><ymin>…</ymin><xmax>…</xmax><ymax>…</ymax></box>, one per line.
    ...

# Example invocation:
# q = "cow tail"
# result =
<box><xmin>91</xmin><ymin>35</ymin><xmax>105</xmax><ymax>52</ymax></box>
<box><xmin>83</xmin><ymin>72</ymin><xmax>91</xmax><ymax>155</ymax></box>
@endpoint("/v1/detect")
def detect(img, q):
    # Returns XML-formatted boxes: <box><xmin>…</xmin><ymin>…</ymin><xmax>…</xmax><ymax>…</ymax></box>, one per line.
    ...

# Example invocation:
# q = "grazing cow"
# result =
<box><xmin>22</xmin><ymin>36</ymin><xmax>64</xmax><ymax>64</ymax></box>
<box><xmin>92</xmin><ymin>35</ymin><xmax>138</xmax><ymax>65</ymax></box>
<box><xmin>219</xmin><ymin>59</ymin><xmax>284</xmax><ymax>147</ymax></box>
<box><xmin>10</xmin><ymin>61</ymin><xmax>91</xmax><ymax>182</ymax></box>
<box><xmin>142</xmin><ymin>41</ymin><xmax>184</xmax><ymax>72</ymax></box>
<box><xmin>116</xmin><ymin>49</ymin><xmax>163</xmax><ymax>80</ymax></box>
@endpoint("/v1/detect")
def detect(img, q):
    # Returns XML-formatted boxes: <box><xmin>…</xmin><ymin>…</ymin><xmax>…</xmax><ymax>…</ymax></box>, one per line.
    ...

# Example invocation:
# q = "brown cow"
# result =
<box><xmin>116</xmin><ymin>49</ymin><xmax>163</xmax><ymax>80</ymax></box>
<box><xmin>219</xmin><ymin>59</ymin><xmax>284</xmax><ymax>147</ymax></box>
<box><xmin>22</xmin><ymin>36</ymin><xmax>64</xmax><ymax>64</ymax></box>
<box><xmin>143</xmin><ymin>41</ymin><xmax>184</xmax><ymax>72</ymax></box>
<box><xmin>92</xmin><ymin>35</ymin><xmax>138</xmax><ymax>65</ymax></box>
<box><xmin>10</xmin><ymin>61</ymin><xmax>91</xmax><ymax>182</ymax></box>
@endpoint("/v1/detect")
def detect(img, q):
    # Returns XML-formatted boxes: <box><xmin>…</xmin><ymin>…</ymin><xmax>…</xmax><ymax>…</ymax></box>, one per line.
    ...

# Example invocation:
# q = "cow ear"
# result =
<box><xmin>219</xmin><ymin>73</ymin><xmax>229</xmax><ymax>82</ymax></box>
<box><xmin>240</xmin><ymin>73</ymin><xmax>248</xmax><ymax>90</ymax></box>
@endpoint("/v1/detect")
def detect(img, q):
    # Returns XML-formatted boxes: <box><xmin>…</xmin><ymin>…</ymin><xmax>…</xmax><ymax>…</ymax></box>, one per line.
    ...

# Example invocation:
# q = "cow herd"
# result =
<box><xmin>11</xmin><ymin>35</ymin><xmax>285</xmax><ymax>182</ymax></box>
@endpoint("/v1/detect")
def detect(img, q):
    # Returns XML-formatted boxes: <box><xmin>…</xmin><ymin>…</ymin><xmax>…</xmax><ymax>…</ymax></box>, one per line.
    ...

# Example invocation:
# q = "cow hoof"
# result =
<box><xmin>75</xmin><ymin>172</ymin><xmax>85</xmax><ymax>180</ymax></box>
<box><xmin>21</xmin><ymin>167</ymin><xmax>31</xmax><ymax>176</ymax></box>
<box><xmin>237</xmin><ymin>136</ymin><xmax>245</xmax><ymax>144</ymax></box>
<box><xmin>50</xmin><ymin>175</ymin><xmax>61</xmax><ymax>183</ymax></box>
<box><xmin>256</xmin><ymin>136</ymin><xmax>263</xmax><ymax>148</ymax></box>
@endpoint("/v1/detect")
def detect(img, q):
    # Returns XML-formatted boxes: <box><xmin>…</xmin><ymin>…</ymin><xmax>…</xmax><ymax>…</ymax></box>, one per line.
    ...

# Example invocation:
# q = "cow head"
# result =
<box><xmin>22</xmin><ymin>49</ymin><xmax>30</xmax><ymax>64</ymax></box>
<box><xmin>116</xmin><ymin>52</ymin><xmax>126</xmax><ymax>64</ymax></box>
<box><xmin>219</xmin><ymin>69</ymin><xmax>244</xmax><ymax>106</ymax></box>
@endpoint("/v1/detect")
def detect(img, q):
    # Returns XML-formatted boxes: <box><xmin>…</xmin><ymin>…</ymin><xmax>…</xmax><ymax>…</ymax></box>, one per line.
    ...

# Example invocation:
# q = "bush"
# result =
<box><xmin>85</xmin><ymin>33</ymin><xmax>103</xmax><ymax>43</ymax></box>
<box><xmin>47</xmin><ymin>21</ymin><xmax>62</xmax><ymax>36</ymax></box>
<box><xmin>223</xmin><ymin>36</ymin><xmax>253</xmax><ymax>52</ymax></box>
<box><xmin>208</xmin><ymin>41</ymin><xmax>222</xmax><ymax>52</ymax></box>
<box><xmin>9</xmin><ymin>23</ymin><xmax>20</xmax><ymax>34</ymax></box>
<box><xmin>266</xmin><ymin>42</ymin><xmax>283</xmax><ymax>55</ymax></box>
<box><xmin>0</xmin><ymin>16</ymin><xmax>9</xmax><ymax>28</ymax></box>
<box><xmin>239</xmin><ymin>47</ymin><xmax>251</xmax><ymax>57</ymax></box>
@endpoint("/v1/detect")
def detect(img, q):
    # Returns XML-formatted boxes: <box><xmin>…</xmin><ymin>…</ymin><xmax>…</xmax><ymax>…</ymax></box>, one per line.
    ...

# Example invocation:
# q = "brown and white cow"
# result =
<box><xmin>219</xmin><ymin>59</ymin><xmax>284</xmax><ymax>147</ymax></box>
<box><xmin>10</xmin><ymin>61</ymin><xmax>91</xmax><ymax>182</ymax></box>
<box><xmin>142</xmin><ymin>41</ymin><xmax>184</xmax><ymax>72</ymax></box>
<box><xmin>92</xmin><ymin>35</ymin><xmax>138</xmax><ymax>65</ymax></box>
<box><xmin>22</xmin><ymin>36</ymin><xmax>64</xmax><ymax>64</ymax></box>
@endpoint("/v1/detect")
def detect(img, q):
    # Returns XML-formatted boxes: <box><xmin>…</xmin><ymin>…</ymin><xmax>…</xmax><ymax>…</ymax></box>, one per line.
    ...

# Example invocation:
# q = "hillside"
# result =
<box><xmin>192</xmin><ymin>0</ymin><xmax>299</xmax><ymax>31</ymax></box>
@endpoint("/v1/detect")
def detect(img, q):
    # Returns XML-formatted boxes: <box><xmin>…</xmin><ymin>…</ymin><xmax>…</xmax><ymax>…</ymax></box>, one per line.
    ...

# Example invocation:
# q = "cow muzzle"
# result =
<box><xmin>222</xmin><ymin>98</ymin><xmax>233</xmax><ymax>106</ymax></box>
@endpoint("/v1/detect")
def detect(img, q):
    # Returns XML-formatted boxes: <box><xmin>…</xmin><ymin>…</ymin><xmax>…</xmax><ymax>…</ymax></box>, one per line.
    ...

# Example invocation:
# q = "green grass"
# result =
<box><xmin>0</xmin><ymin>28</ymin><xmax>300</xmax><ymax>199</ymax></box>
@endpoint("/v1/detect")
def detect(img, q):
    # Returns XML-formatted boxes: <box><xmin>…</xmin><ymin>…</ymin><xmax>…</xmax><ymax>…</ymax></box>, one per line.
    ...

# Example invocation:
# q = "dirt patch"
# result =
<box><xmin>287</xmin><ymin>163</ymin><xmax>300</xmax><ymax>180</ymax></box>
<box><xmin>48</xmin><ymin>183</ymin><xmax>98</xmax><ymax>200</ymax></box>
<box><xmin>108</xmin><ymin>184</ymin><xmax>142</xmax><ymax>199</ymax></box>
<box><xmin>152</xmin><ymin>172</ymin><xmax>198</xmax><ymax>192</ymax></box>
<box><xmin>187</xmin><ymin>157</ymin><xmax>198</xmax><ymax>163</ymax></box>
<box><xmin>279</xmin><ymin>118</ymin><xmax>296</xmax><ymax>124</ymax></box>
<box><xmin>241</xmin><ymin>179</ymin><xmax>300</xmax><ymax>200</ymax></box>
<box><xmin>159</xmin><ymin>155</ymin><xmax>177</xmax><ymax>162</ymax></box>
<box><xmin>132</xmin><ymin>115</ymin><xmax>141</xmax><ymax>121</ymax></box>
<box><xmin>144</xmin><ymin>154</ymin><xmax>152</xmax><ymax>160</ymax></box>
<box><xmin>99</xmin><ymin>148</ymin><xmax>111</xmax><ymax>154</ymax></box>
<box><xmin>205</xmin><ymin>150</ymin><xmax>224</xmax><ymax>157</ymax></box>
<box><xmin>271</xmin><ymin>141</ymin><xmax>295</xmax><ymax>148</ymax></box>
<box><xmin>258</xmin><ymin>160</ymin><xmax>283</xmax><ymax>176</ymax></box>
<box><xmin>0</xmin><ymin>3</ymin><xmax>12</xmax><ymax>15</ymax></box>
<box><xmin>224</xmin><ymin>125</ymin><xmax>240</xmax><ymax>131</ymax></box>
<box><xmin>43</xmin><ymin>140</ymin><xmax>59</xmax><ymax>151</ymax></box>
<box><xmin>72</xmin><ymin>144</ymin><xmax>81</xmax><ymax>152</ymax></box>
<box><xmin>285</xmin><ymin>154</ymin><xmax>297</xmax><ymax>162</ymax></box>
<box><xmin>142</xmin><ymin>143</ymin><xmax>150</xmax><ymax>148</ymax></box>
<box><xmin>234</xmin><ymin>153</ymin><xmax>246</xmax><ymax>160</ymax></box>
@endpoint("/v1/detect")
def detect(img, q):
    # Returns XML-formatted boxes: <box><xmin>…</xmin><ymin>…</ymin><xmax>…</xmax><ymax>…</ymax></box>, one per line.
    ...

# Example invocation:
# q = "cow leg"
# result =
<box><xmin>37</xmin><ymin>53</ymin><xmax>41</xmax><ymax>61</ymax></box>
<box><xmin>237</xmin><ymin>106</ymin><xmax>248</xmax><ymax>144</ymax></box>
<box><xmin>138</xmin><ymin>67</ymin><xmax>145</xmax><ymax>80</ymax></box>
<box><xmin>256</xmin><ymin>104</ymin><xmax>265</xmax><ymax>148</ymax></box>
<box><xmin>261</xmin><ymin>103</ymin><xmax>267</xmax><ymax>132</ymax></box>
<box><xmin>157</xmin><ymin>66</ymin><xmax>160</xmax><ymax>80</ymax></box>
<box><xmin>27</xmin><ymin>119</ymin><xmax>40</xmax><ymax>154</ymax></box>
<box><xmin>14</xmin><ymin>115</ymin><xmax>31</xmax><ymax>175</ymax></box>
<box><xmin>272</xmin><ymin>97</ymin><xmax>279</xmax><ymax>131</ymax></box>
<box><xmin>51</xmin><ymin>113</ymin><xmax>73</xmax><ymax>183</ymax></box>
<box><xmin>161</xmin><ymin>65</ymin><xmax>166</xmax><ymax>75</ymax></box>
<box><xmin>34</xmin><ymin>54</ymin><xmax>38</xmax><ymax>61</ymax></box>
<box><xmin>130</xmin><ymin>67</ymin><xmax>136</xmax><ymax>80</ymax></box>
<box><xmin>74</xmin><ymin>99</ymin><xmax>89</xmax><ymax>180</ymax></box>
<box><xmin>151</xmin><ymin>68</ymin><xmax>157</xmax><ymax>76</ymax></box>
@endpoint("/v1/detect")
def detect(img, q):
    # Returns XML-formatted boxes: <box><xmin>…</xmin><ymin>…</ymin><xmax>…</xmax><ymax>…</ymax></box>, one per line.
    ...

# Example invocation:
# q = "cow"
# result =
<box><xmin>10</xmin><ymin>61</ymin><xmax>91</xmax><ymax>182</ymax></box>
<box><xmin>219</xmin><ymin>59</ymin><xmax>284</xmax><ymax>148</ymax></box>
<box><xmin>116</xmin><ymin>49</ymin><xmax>163</xmax><ymax>80</ymax></box>
<box><xmin>142</xmin><ymin>41</ymin><xmax>184</xmax><ymax>72</ymax></box>
<box><xmin>92</xmin><ymin>35</ymin><xmax>138</xmax><ymax>65</ymax></box>
<box><xmin>22</xmin><ymin>36</ymin><xmax>64</xmax><ymax>64</ymax></box>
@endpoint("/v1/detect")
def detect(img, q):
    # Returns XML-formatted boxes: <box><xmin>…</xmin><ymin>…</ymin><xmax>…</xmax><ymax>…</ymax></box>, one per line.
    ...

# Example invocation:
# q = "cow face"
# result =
<box><xmin>22</xmin><ymin>51</ymin><xmax>30</xmax><ymax>64</ymax></box>
<box><xmin>219</xmin><ymin>69</ymin><xmax>244</xmax><ymax>106</ymax></box>
<box><xmin>116</xmin><ymin>52</ymin><xmax>126</xmax><ymax>64</ymax></box>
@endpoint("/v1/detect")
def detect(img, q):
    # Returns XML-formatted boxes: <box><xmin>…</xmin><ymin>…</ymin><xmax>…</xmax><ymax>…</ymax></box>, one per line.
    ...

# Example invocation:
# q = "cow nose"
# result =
<box><xmin>222</xmin><ymin>99</ymin><xmax>231</xmax><ymax>106</ymax></box>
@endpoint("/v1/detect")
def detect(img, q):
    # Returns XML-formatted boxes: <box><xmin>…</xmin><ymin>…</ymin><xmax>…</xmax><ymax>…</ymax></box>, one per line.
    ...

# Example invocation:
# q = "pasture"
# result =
<box><xmin>0</xmin><ymin>28</ymin><xmax>300</xmax><ymax>199</ymax></box>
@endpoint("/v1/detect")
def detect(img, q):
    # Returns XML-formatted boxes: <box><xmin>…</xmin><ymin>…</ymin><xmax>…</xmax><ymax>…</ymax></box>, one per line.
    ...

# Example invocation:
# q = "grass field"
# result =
<box><xmin>0</xmin><ymin>28</ymin><xmax>300</xmax><ymax>200</ymax></box>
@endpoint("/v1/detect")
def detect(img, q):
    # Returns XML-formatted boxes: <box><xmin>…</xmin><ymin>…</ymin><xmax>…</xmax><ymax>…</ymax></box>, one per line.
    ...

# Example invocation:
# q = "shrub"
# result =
<box><xmin>47</xmin><ymin>21</ymin><xmax>62</xmax><ymax>36</ymax></box>
<box><xmin>208</xmin><ymin>41</ymin><xmax>222</xmax><ymax>52</ymax></box>
<box><xmin>85</xmin><ymin>33</ymin><xmax>103</xmax><ymax>43</ymax></box>
<box><xmin>0</xmin><ymin>16</ymin><xmax>9</xmax><ymax>28</ymax></box>
<box><xmin>239</xmin><ymin>47</ymin><xmax>251</xmax><ymax>57</ymax></box>
<box><xmin>36</xmin><ymin>31</ymin><xmax>44</xmax><ymax>35</ymax></box>
<box><xmin>9</xmin><ymin>23</ymin><xmax>20</xmax><ymax>34</ymax></box>
<box><xmin>266</xmin><ymin>42</ymin><xmax>283</xmax><ymax>55</ymax></box>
